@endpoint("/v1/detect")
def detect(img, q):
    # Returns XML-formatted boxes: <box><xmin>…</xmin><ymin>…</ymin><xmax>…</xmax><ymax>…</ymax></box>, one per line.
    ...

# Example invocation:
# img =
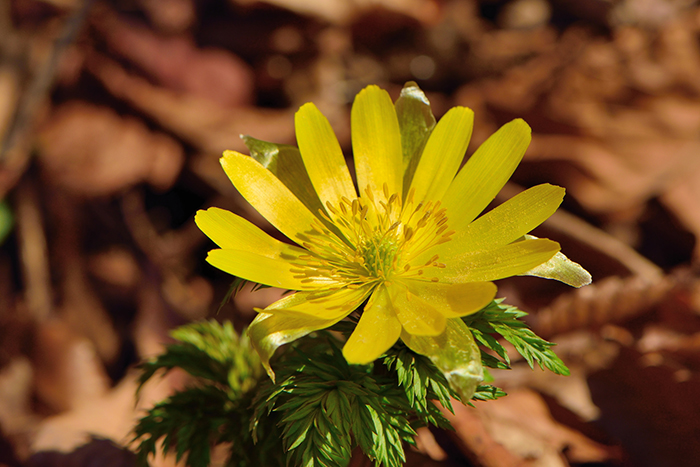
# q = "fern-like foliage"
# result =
<box><xmin>132</xmin><ymin>320</ymin><xmax>283</xmax><ymax>467</ymax></box>
<box><xmin>382</xmin><ymin>346</ymin><xmax>455</xmax><ymax>428</ymax></box>
<box><xmin>463</xmin><ymin>299</ymin><xmax>570</xmax><ymax>376</ymax></box>
<box><xmin>133</xmin><ymin>299</ymin><xmax>570</xmax><ymax>467</ymax></box>
<box><xmin>252</xmin><ymin>337</ymin><xmax>419</xmax><ymax>467</ymax></box>
<box><xmin>217</xmin><ymin>277</ymin><xmax>272</xmax><ymax>313</ymax></box>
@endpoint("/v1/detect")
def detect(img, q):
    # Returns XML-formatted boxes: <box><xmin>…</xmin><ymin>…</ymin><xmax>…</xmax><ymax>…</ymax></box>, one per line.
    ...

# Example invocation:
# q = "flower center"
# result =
<box><xmin>291</xmin><ymin>185</ymin><xmax>455</xmax><ymax>287</ymax></box>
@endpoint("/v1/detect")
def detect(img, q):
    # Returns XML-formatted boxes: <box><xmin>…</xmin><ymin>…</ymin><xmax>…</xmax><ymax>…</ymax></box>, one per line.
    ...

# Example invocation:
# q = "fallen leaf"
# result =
<box><xmin>86</xmin><ymin>54</ymin><xmax>297</xmax><ymax>155</ymax></box>
<box><xmin>38</xmin><ymin>101</ymin><xmax>184</xmax><ymax>197</ymax></box>
<box><xmin>0</xmin><ymin>358</ymin><xmax>36</xmax><ymax>443</ymax></box>
<box><xmin>231</xmin><ymin>0</ymin><xmax>441</xmax><ymax>25</ymax></box>
<box><xmin>588</xmin><ymin>346</ymin><xmax>700</xmax><ymax>467</ymax></box>
<box><xmin>94</xmin><ymin>7</ymin><xmax>253</xmax><ymax>107</ymax></box>
<box><xmin>32</xmin><ymin>320</ymin><xmax>111</xmax><ymax>413</ymax></box>
<box><xmin>444</xmin><ymin>388</ymin><xmax>615</xmax><ymax>466</ymax></box>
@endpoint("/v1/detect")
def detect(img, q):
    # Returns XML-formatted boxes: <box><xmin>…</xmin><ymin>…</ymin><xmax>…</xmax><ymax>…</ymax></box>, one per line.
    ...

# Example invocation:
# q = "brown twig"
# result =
<box><xmin>0</xmin><ymin>0</ymin><xmax>94</xmax><ymax>198</ymax></box>
<box><xmin>14</xmin><ymin>177</ymin><xmax>52</xmax><ymax>322</ymax></box>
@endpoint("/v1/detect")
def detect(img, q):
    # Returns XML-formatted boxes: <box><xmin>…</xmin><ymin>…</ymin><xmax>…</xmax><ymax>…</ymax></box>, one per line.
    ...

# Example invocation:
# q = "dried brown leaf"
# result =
<box><xmin>495</xmin><ymin>332</ymin><xmax>621</xmax><ymax>421</ymax></box>
<box><xmin>456</xmin><ymin>15</ymin><xmax>700</xmax><ymax>259</ymax></box>
<box><xmin>588</xmin><ymin>346</ymin><xmax>700</xmax><ymax>466</ymax></box>
<box><xmin>30</xmin><ymin>370</ymin><xmax>186</xmax><ymax>457</ymax></box>
<box><xmin>32</xmin><ymin>320</ymin><xmax>111</xmax><ymax>413</ymax></box>
<box><xmin>231</xmin><ymin>0</ymin><xmax>441</xmax><ymax>25</ymax></box>
<box><xmin>93</xmin><ymin>7</ymin><xmax>253</xmax><ymax>107</ymax></box>
<box><xmin>479</xmin><ymin>389</ymin><xmax>615</xmax><ymax>465</ymax></box>
<box><xmin>38</xmin><ymin>102</ymin><xmax>184</xmax><ymax>196</ymax></box>
<box><xmin>440</xmin><ymin>400</ymin><xmax>528</xmax><ymax>467</ymax></box>
<box><xmin>0</xmin><ymin>358</ymin><xmax>36</xmax><ymax>438</ymax></box>
<box><xmin>86</xmin><ymin>54</ymin><xmax>296</xmax><ymax>155</ymax></box>
<box><xmin>442</xmin><ymin>388</ymin><xmax>616</xmax><ymax>466</ymax></box>
<box><xmin>138</xmin><ymin>0</ymin><xmax>196</xmax><ymax>34</ymax></box>
<box><xmin>28</xmin><ymin>437</ymin><xmax>137</xmax><ymax>467</ymax></box>
<box><xmin>533</xmin><ymin>275</ymin><xmax>673</xmax><ymax>338</ymax></box>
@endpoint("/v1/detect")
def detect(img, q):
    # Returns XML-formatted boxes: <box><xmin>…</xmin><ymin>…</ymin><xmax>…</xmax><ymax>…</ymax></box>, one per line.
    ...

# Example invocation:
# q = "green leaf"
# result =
<box><xmin>132</xmin><ymin>385</ymin><xmax>231</xmax><ymax>467</ymax></box>
<box><xmin>463</xmin><ymin>299</ymin><xmax>570</xmax><ymax>376</ymax></box>
<box><xmin>383</xmin><ymin>346</ymin><xmax>455</xmax><ymax>428</ymax></box>
<box><xmin>471</xmin><ymin>384</ymin><xmax>507</xmax><ymax>402</ymax></box>
<box><xmin>0</xmin><ymin>200</ymin><xmax>13</xmax><ymax>245</ymax></box>
<box><xmin>252</xmin><ymin>336</ymin><xmax>417</xmax><ymax>467</ymax></box>
<box><xmin>216</xmin><ymin>278</ymin><xmax>271</xmax><ymax>313</ymax></box>
<box><xmin>137</xmin><ymin>320</ymin><xmax>263</xmax><ymax>396</ymax></box>
<box><xmin>133</xmin><ymin>321</ymin><xmax>280</xmax><ymax>467</ymax></box>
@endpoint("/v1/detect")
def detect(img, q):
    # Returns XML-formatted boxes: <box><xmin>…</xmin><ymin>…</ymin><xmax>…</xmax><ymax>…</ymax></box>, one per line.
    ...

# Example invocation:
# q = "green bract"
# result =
<box><xmin>195</xmin><ymin>83</ymin><xmax>590</xmax><ymax>400</ymax></box>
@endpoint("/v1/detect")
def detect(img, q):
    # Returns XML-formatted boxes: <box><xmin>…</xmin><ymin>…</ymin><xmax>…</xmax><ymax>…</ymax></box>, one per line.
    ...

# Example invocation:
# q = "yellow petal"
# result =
<box><xmin>343</xmin><ymin>285</ymin><xmax>402</xmax><ymax>364</ymax></box>
<box><xmin>220</xmin><ymin>150</ymin><xmax>325</xmax><ymax>246</ymax></box>
<box><xmin>206</xmin><ymin>249</ymin><xmax>325</xmax><ymax>290</ymax></box>
<box><xmin>388</xmin><ymin>281</ymin><xmax>447</xmax><ymax>336</ymax></box>
<box><xmin>264</xmin><ymin>285</ymin><xmax>373</xmax><ymax>320</ymax></box>
<box><xmin>400</xmin><ymin>319</ymin><xmax>483</xmax><ymax>401</ymax></box>
<box><xmin>352</xmin><ymin>85</ymin><xmax>403</xmax><ymax>200</ymax></box>
<box><xmin>401</xmin><ymin>280</ymin><xmax>496</xmax><ymax>318</ymax></box>
<box><xmin>242</xmin><ymin>136</ymin><xmax>326</xmax><ymax>218</ymax></box>
<box><xmin>295</xmin><ymin>103</ymin><xmax>357</xmax><ymax>207</ymax></box>
<box><xmin>408</xmin><ymin>107</ymin><xmax>473</xmax><ymax>204</ymax></box>
<box><xmin>431</xmin><ymin>238</ymin><xmax>560</xmax><ymax>283</ymax></box>
<box><xmin>195</xmin><ymin>207</ymin><xmax>306</xmax><ymax>256</ymax></box>
<box><xmin>445</xmin><ymin>184</ymin><xmax>565</xmax><ymax>254</ymax></box>
<box><xmin>248</xmin><ymin>311</ymin><xmax>344</xmax><ymax>382</ymax></box>
<box><xmin>442</xmin><ymin>119</ymin><xmax>531</xmax><ymax>232</ymax></box>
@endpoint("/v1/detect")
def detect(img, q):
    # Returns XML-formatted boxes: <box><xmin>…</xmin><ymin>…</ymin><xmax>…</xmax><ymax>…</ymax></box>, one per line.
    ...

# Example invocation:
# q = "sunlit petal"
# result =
<box><xmin>195</xmin><ymin>207</ymin><xmax>305</xmax><ymax>255</ymax></box>
<box><xmin>248</xmin><ymin>311</ymin><xmax>344</xmax><ymax>381</ymax></box>
<box><xmin>206</xmin><ymin>249</ymin><xmax>325</xmax><ymax>290</ymax></box>
<box><xmin>400</xmin><ymin>318</ymin><xmax>483</xmax><ymax>401</ymax></box>
<box><xmin>408</xmin><ymin>106</ymin><xmax>473</xmax><ymax>204</ymax></box>
<box><xmin>220</xmin><ymin>150</ymin><xmax>327</xmax><ymax>245</ymax></box>
<box><xmin>445</xmin><ymin>184</ymin><xmax>565</xmax><ymax>254</ymax></box>
<box><xmin>431</xmin><ymin>238</ymin><xmax>560</xmax><ymax>283</ymax></box>
<box><xmin>264</xmin><ymin>285</ymin><xmax>373</xmax><ymax>320</ymax></box>
<box><xmin>442</xmin><ymin>119</ymin><xmax>531</xmax><ymax>231</ymax></box>
<box><xmin>295</xmin><ymin>103</ymin><xmax>357</xmax><ymax>207</ymax></box>
<box><xmin>388</xmin><ymin>281</ymin><xmax>447</xmax><ymax>336</ymax></box>
<box><xmin>343</xmin><ymin>286</ymin><xmax>402</xmax><ymax>364</ymax></box>
<box><xmin>352</xmin><ymin>85</ymin><xmax>403</xmax><ymax>199</ymax></box>
<box><xmin>242</xmin><ymin>136</ymin><xmax>326</xmax><ymax>217</ymax></box>
<box><xmin>402</xmin><ymin>280</ymin><xmax>496</xmax><ymax>318</ymax></box>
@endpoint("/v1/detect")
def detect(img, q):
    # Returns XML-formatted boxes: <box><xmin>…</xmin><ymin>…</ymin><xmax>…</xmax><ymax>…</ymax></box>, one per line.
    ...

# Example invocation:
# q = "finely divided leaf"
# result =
<box><xmin>463</xmin><ymin>300</ymin><xmax>570</xmax><ymax>376</ymax></box>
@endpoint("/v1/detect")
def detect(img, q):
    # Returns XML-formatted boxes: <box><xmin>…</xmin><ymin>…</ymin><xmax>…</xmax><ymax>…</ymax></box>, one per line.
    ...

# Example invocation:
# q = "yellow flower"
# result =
<box><xmin>196</xmin><ymin>84</ymin><xmax>590</xmax><ymax>399</ymax></box>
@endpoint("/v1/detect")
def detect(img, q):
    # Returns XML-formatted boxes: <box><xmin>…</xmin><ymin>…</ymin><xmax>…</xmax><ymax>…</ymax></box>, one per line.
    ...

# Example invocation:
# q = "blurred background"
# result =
<box><xmin>1</xmin><ymin>0</ymin><xmax>700</xmax><ymax>466</ymax></box>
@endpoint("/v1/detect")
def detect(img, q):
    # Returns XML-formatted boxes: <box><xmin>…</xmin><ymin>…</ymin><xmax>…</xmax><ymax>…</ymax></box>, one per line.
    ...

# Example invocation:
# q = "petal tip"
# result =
<box><xmin>193</xmin><ymin>209</ymin><xmax>208</xmax><ymax>226</ymax></box>
<box><xmin>357</xmin><ymin>84</ymin><xmax>388</xmax><ymax>100</ymax></box>
<box><xmin>342</xmin><ymin>347</ymin><xmax>372</xmax><ymax>365</ymax></box>
<box><xmin>295</xmin><ymin>101</ymin><xmax>317</xmax><ymax>115</ymax></box>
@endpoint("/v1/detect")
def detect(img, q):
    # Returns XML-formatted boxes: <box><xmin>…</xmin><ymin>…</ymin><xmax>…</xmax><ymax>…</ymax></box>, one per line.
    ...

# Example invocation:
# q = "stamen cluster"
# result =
<box><xmin>292</xmin><ymin>184</ymin><xmax>455</xmax><ymax>288</ymax></box>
